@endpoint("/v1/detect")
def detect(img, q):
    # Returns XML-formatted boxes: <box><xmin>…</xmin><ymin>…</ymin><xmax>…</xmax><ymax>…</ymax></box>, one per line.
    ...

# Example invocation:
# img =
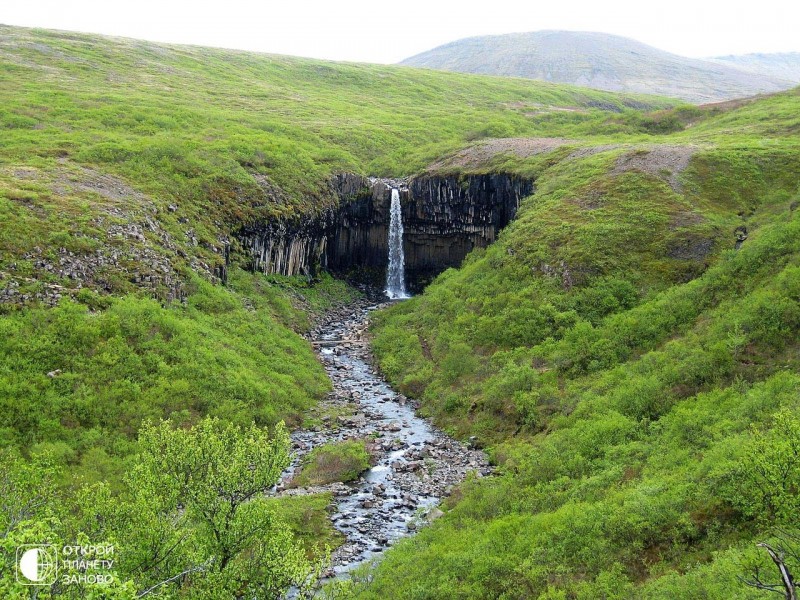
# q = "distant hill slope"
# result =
<box><xmin>711</xmin><ymin>52</ymin><xmax>800</xmax><ymax>83</ymax></box>
<box><xmin>400</xmin><ymin>30</ymin><xmax>796</xmax><ymax>103</ymax></box>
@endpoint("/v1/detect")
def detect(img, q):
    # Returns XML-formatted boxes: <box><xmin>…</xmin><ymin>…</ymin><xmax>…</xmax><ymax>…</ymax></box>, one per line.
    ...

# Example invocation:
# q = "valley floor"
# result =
<box><xmin>274</xmin><ymin>297</ymin><xmax>490</xmax><ymax>579</ymax></box>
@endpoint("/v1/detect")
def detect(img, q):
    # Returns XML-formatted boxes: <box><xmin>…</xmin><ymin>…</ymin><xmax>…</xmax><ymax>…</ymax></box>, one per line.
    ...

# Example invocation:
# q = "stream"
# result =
<box><xmin>274</xmin><ymin>298</ymin><xmax>491</xmax><ymax>577</ymax></box>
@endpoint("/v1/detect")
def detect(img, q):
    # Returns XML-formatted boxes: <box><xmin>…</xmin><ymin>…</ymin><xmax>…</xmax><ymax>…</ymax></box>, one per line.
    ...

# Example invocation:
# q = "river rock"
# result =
<box><xmin>274</xmin><ymin>297</ymin><xmax>492</xmax><ymax>579</ymax></box>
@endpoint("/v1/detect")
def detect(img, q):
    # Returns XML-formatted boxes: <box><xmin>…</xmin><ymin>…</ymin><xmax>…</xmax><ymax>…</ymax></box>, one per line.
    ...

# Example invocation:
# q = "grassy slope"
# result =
<box><xmin>365</xmin><ymin>89</ymin><xmax>800</xmax><ymax>598</ymax></box>
<box><xmin>0</xmin><ymin>25</ymin><xmax>673</xmax><ymax>304</ymax></box>
<box><xmin>0</xmin><ymin>270</ymin><xmax>360</xmax><ymax>483</ymax></box>
<box><xmin>3</xmin><ymin>24</ymin><xmax>799</xmax><ymax>599</ymax></box>
<box><xmin>0</xmin><ymin>25</ymin><xmax>668</xmax><ymax>460</ymax></box>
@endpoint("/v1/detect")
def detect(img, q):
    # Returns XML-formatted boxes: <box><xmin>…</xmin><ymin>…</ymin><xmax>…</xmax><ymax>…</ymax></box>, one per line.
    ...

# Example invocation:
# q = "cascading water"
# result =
<box><xmin>385</xmin><ymin>188</ymin><xmax>409</xmax><ymax>299</ymax></box>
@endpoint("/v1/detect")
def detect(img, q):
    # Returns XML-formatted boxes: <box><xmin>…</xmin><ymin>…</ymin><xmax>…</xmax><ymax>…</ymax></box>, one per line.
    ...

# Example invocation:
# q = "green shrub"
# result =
<box><xmin>290</xmin><ymin>440</ymin><xmax>372</xmax><ymax>487</ymax></box>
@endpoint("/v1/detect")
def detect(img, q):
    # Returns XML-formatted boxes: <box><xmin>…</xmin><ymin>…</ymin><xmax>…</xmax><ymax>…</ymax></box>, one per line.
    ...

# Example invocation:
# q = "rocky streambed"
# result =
<box><xmin>274</xmin><ymin>298</ymin><xmax>491</xmax><ymax>576</ymax></box>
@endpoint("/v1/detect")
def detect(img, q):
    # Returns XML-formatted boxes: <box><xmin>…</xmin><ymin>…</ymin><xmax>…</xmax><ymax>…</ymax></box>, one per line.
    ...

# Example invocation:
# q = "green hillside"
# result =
<box><xmin>0</xmin><ymin>25</ymin><xmax>673</xmax><ymax>307</ymax></box>
<box><xmin>0</xmin><ymin>25</ymin><xmax>678</xmax><ymax>598</ymax></box>
<box><xmin>364</xmin><ymin>88</ymin><xmax>800</xmax><ymax>597</ymax></box>
<box><xmin>2</xmin><ymin>22</ymin><xmax>800</xmax><ymax>599</ymax></box>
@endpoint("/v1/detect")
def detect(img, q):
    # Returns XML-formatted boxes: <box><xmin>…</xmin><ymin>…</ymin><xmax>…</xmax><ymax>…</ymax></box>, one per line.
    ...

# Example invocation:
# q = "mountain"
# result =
<box><xmin>711</xmin><ymin>52</ymin><xmax>800</xmax><ymax>83</ymax></box>
<box><xmin>400</xmin><ymin>30</ymin><xmax>797</xmax><ymax>103</ymax></box>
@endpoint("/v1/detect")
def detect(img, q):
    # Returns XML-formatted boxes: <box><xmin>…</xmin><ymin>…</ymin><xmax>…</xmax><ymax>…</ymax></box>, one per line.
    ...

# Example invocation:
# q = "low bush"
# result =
<box><xmin>290</xmin><ymin>440</ymin><xmax>373</xmax><ymax>487</ymax></box>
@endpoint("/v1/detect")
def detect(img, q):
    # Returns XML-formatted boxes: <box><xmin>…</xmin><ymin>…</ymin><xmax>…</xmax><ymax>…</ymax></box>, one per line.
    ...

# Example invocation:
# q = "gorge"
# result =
<box><xmin>238</xmin><ymin>173</ymin><xmax>535</xmax><ymax>292</ymax></box>
<box><xmin>278</xmin><ymin>299</ymin><xmax>490</xmax><ymax>578</ymax></box>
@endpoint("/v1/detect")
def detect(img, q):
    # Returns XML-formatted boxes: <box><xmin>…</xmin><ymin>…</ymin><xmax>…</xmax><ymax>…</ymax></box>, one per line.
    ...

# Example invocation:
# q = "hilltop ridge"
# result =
<box><xmin>401</xmin><ymin>30</ymin><xmax>797</xmax><ymax>102</ymax></box>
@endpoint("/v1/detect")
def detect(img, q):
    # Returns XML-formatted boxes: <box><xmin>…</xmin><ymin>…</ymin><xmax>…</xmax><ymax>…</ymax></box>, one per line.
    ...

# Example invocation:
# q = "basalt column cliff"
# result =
<box><xmin>238</xmin><ymin>173</ymin><xmax>534</xmax><ymax>292</ymax></box>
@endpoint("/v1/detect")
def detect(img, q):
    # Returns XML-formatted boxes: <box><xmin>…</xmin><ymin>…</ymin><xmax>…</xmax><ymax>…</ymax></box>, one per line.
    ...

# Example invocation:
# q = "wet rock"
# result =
<box><xmin>273</xmin><ymin>297</ymin><xmax>492</xmax><ymax>577</ymax></box>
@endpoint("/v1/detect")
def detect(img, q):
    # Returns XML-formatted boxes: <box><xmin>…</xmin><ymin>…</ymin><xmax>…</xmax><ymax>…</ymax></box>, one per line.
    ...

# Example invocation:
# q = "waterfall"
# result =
<box><xmin>385</xmin><ymin>188</ymin><xmax>409</xmax><ymax>299</ymax></box>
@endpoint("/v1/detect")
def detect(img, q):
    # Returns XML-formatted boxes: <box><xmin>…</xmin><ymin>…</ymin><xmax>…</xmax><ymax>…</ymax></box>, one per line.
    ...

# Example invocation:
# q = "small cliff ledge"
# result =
<box><xmin>237</xmin><ymin>173</ymin><xmax>534</xmax><ymax>292</ymax></box>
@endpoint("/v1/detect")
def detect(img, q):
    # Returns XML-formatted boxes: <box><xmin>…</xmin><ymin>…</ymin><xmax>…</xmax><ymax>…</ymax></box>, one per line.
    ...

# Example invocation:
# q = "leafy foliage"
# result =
<box><xmin>732</xmin><ymin>410</ymin><xmax>800</xmax><ymax>523</ymax></box>
<box><xmin>0</xmin><ymin>276</ymin><xmax>330</xmax><ymax>483</ymax></box>
<box><xmin>0</xmin><ymin>418</ymin><xmax>326</xmax><ymax>598</ymax></box>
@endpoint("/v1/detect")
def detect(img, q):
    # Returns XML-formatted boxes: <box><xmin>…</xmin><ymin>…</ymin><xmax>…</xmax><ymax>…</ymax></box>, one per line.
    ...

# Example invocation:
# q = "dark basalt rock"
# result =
<box><xmin>237</xmin><ymin>172</ymin><xmax>535</xmax><ymax>292</ymax></box>
<box><xmin>401</xmin><ymin>174</ymin><xmax>533</xmax><ymax>290</ymax></box>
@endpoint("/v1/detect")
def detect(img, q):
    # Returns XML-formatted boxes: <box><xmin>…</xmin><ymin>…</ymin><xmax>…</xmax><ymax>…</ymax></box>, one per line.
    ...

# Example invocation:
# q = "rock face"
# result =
<box><xmin>237</xmin><ymin>173</ymin><xmax>534</xmax><ymax>291</ymax></box>
<box><xmin>238</xmin><ymin>173</ymin><xmax>370</xmax><ymax>280</ymax></box>
<box><xmin>401</xmin><ymin>174</ymin><xmax>532</xmax><ymax>288</ymax></box>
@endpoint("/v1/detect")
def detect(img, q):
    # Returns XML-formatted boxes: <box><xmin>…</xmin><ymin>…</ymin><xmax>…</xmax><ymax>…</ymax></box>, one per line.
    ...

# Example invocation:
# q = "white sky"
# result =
<box><xmin>1</xmin><ymin>1</ymin><xmax>798</xmax><ymax>63</ymax></box>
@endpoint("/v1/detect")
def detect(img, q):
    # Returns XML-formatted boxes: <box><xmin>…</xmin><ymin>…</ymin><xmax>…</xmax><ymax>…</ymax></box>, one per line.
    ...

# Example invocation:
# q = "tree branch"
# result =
<box><xmin>137</xmin><ymin>561</ymin><xmax>211</xmax><ymax>598</ymax></box>
<box><xmin>745</xmin><ymin>543</ymin><xmax>799</xmax><ymax>600</ymax></box>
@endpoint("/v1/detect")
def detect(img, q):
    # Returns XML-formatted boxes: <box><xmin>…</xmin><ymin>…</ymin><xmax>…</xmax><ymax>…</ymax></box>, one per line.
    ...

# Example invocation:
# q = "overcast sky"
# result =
<box><xmin>2</xmin><ymin>1</ymin><xmax>798</xmax><ymax>63</ymax></box>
